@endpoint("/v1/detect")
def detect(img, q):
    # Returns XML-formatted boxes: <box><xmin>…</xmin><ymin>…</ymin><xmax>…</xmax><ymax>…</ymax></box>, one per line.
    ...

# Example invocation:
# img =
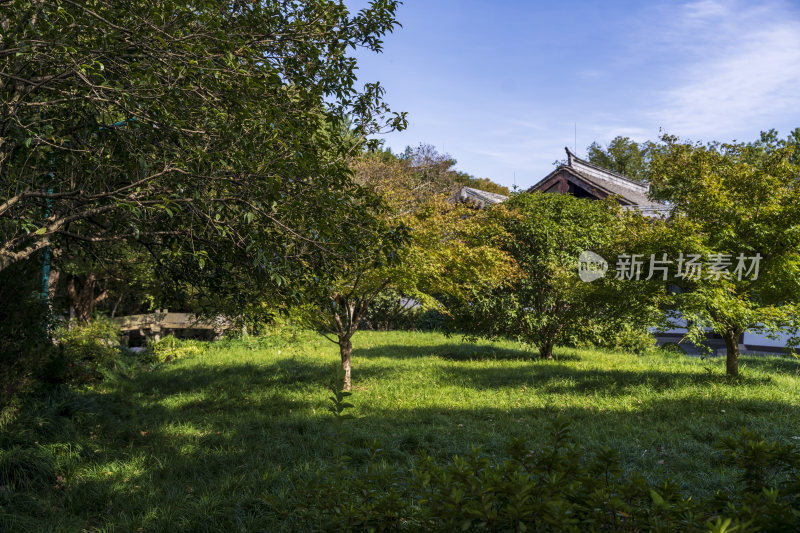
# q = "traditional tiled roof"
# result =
<box><xmin>452</xmin><ymin>150</ymin><xmax>671</xmax><ymax>218</ymax></box>
<box><xmin>528</xmin><ymin>148</ymin><xmax>667</xmax><ymax>210</ymax></box>
<box><xmin>451</xmin><ymin>186</ymin><xmax>508</xmax><ymax>207</ymax></box>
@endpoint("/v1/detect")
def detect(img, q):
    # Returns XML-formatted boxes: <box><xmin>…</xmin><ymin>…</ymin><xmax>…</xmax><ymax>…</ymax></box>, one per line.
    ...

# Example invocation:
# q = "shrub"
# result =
<box><xmin>284</xmin><ymin>394</ymin><xmax>800</xmax><ymax>532</ymax></box>
<box><xmin>605</xmin><ymin>323</ymin><xmax>657</xmax><ymax>353</ymax></box>
<box><xmin>659</xmin><ymin>341</ymin><xmax>687</xmax><ymax>355</ymax></box>
<box><xmin>49</xmin><ymin>317</ymin><xmax>122</xmax><ymax>385</ymax></box>
<box><xmin>417</xmin><ymin>309</ymin><xmax>448</xmax><ymax>331</ymax></box>
<box><xmin>147</xmin><ymin>335</ymin><xmax>207</xmax><ymax>364</ymax></box>
<box><xmin>569</xmin><ymin>320</ymin><xmax>656</xmax><ymax>354</ymax></box>
<box><xmin>358</xmin><ymin>289</ymin><xmax>421</xmax><ymax>331</ymax></box>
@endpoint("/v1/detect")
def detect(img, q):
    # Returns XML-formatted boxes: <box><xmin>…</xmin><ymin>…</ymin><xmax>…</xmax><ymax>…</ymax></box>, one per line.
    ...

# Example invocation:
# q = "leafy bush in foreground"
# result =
<box><xmin>287</xmin><ymin>399</ymin><xmax>800</xmax><ymax>531</ymax></box>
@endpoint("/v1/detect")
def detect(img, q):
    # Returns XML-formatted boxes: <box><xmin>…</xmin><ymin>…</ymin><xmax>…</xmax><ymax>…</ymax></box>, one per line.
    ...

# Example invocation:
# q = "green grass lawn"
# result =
<box><xmin>4</xmin><ymin>330</ymin><xmax>800</xmax><ymax>531</ymax></box>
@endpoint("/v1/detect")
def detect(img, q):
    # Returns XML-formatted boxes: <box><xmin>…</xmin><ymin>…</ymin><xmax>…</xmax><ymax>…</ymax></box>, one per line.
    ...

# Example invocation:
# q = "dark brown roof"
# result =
<box><xmin>528</xmin><ymin>148</ymin><xmax>665</xmax><ymax>208</ymax></box>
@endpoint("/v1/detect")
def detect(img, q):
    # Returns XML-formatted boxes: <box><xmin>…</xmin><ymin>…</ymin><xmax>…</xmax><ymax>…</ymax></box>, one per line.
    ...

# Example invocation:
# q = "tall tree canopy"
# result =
<box><xmin>585</xmin><ymin>136</ymin><xmax>652</xmax><ymax>181</ymax></box>
<box><xmin>582</xmin><ymin>129</ymin><xmax>800</xmax><ymax>185</ymax></box>
<box><xmin>396</xmin><ymin>144</ymin><xmax>510</xmax><ymax>196</ymax></box>
<box><xmin>746</xmin><ymin>128</ymin><xmax>800</xmax><ymax>166</ymax></box>
<box><xmin>0</xmin><ymin>0</ymin><xmax>405</xmax><ymax>302</ymax></box>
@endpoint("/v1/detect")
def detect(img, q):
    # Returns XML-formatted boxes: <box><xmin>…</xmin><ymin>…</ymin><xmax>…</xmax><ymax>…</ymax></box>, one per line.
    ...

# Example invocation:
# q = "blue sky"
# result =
<box><xmin>349</xmin><ymin>0</ymin><xmax>800</xmax><ymax>189</ymax></box>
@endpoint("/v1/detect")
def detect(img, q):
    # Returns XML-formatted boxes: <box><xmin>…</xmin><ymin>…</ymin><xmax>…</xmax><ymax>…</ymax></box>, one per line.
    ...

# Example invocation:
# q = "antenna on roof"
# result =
<box><xmin>574</xmin><ymin>123</ymin><xmax>577</xmax><ymax>154</ymax></box>
<box><xmin>513</xmin><ymin>171</ymin><xmax>516</xmax><ymax>190</ymax></box>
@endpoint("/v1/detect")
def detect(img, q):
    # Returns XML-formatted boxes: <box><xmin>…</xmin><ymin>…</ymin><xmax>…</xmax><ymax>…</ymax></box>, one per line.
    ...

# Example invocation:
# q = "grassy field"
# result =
<box><xmin>4</xmin><ymin>330</ymin><xmax>800</xmax><ymax>531</ymax></box>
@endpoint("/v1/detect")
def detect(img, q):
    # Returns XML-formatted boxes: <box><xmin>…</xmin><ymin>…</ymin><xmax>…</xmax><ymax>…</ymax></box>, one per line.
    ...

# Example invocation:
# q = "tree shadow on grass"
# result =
<box><xmin>5</xmin><ymin>357</ymin><xmax>350</xmax><ymax>531</ymax></box>
<box><xmin>137</xmin><ymin>357</ymin><xmax>337</xmax><ymax>395</ymax></box>
<box><xmin>436</xmin><ymin>364</ymin><xmax>773</xmax><ymax>393</ymax></box>
<box><xmin>351</xmin><ymin>395</ymin><xmax>800</xmax><ymax>479</ymax></box>
<box><xmin>354</xmin><ymin>343</ymin><xmax>580</xmax><ymax>362</ymax></box>
<box><xmin>18</xmin><ymin>354</ymin><xmax>797</xmax><ymax>532</ymax></box>
<box><xmin>740</xmin><ymin>355</ymin><xmax>800</xmax><ymax>375</ymax></box>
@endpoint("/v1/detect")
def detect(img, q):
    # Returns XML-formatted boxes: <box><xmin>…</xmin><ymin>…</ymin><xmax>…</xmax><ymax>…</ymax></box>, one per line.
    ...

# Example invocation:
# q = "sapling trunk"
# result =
<box><xmin>339</xmin><ymin>336</ymin><xmax>353</xmax><ymax>391</ymax></box>
<box><xmin>539</xmin><ymin>340</ymin><xmax>554</xmax><ymax>360</ymax></box>
<box><xmin>723</xmin><ymin>329</ymin><xmax>740</xmax><ymax>378</ymax></box>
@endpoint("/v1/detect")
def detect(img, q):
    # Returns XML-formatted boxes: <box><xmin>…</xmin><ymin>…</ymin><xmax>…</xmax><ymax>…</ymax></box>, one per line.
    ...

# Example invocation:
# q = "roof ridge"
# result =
<box><xmin>526</xmin><ymin>165</ymin><xmax>567</xmax><ymax>191</ymax></box>
<box><xmin>453</xmin><ymin>186</ymin><xmax>508</xmax><ymax>206</ymax></box>
<box><xmin>564</xmin><ymin>147</ymin><xmax>648</xmax><ymax>189</ymax></box>
<box><xmin>461</xmin><ymin>186</ymin><xmax>508</xmax><ymax>199</ymax></box>
<box><xmin>566</xmin><ymin>167</ymin><xmax>637</xmax><ymax>204</ymax></box>
<box><xmin>565</xmin><ymin>166</ymin><xmax>662</xmax><ymax>207</ymax></box>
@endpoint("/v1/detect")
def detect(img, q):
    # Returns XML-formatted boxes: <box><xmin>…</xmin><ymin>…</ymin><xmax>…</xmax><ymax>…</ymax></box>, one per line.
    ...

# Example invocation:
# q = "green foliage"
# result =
<box><xmin>454</xmin><ymin>174</ymin><xmax>511</xmax><ymax>196</ymax></box>
<box><xmin>1</xmin><ymin>0</ymin><xmax>405</xmax><ymax>318</ymax></box>
<box><xmin>146</xmin><ymin>335</ymin><xmax>207</xmax><ymax>365</ymax></box>
<box><xmin>581</xmin><ymin>128</ymin><xmax>800</xmax><ymax>186</ymax></box>
<box><xmin>608</xmin><ymin>325</ymin><xmax>657</xmax><ymax>353</ymax></box>
<box><xmin>417</xmin><ymin>308</ymin><xmax>449</xmax><ymax>331</ymax></box>
<box><xmin>327</xmin><ymin>366</ymin><xmax>356</xmax><ymax>421</ymax></box>
<box><xmin>49</xmin><ymin>317</ymin><xmax>122</xmax><ymax>385</ymax></box>
<box><xmin>294</xmin><ymin>415</ymin><xmax>800</xmax><ymax>531</ymax></box>
<box><xmin>571</xmin><ymin>321</ymin><xmax>657</xmax><ymax>354</ymax></box>
<box><xmin>358</xmin><ymin>289</ymin><xmax>421</xmax><ymax>331</ymax></box>
<box><xmin>0</xmin><ymin>445</ymin><xmax>54</xmax><ymax>491</ymax></box>
<box><xmin>455</xmin><ymin>193</ymin><xmax>660</xmax><ymax>359</ymax></box>
<box><xmin>745</xmin><ymin>127</ymin><xmax>800</xmax><ymax>167</ymax></box>
<box><xmin>716</xmin><ymin>428</ymin><xmax>800</xmax><ymax>493</ymax></box>
<box><xmin>2</xmin><ymin>331</ymin><xmax>799</xmax><ymax>530</ymax></box>
<box><xmin>709</xmin><ymin>429</ymin><xmax>800</xmax><ymax>531</ymax></box>
<box><xmin>585</xmin><ymin>136</ymin><xmax>654</xmax><ymax>181</ymax></box>
<box><xmin>649</xmin><ymin>133</ymin><xmax>800</xmax><ymax>376</ymax></box>
<box><xmin>0</xmin><ymin>258</ymin><xmax>52</xmax><ymax>403</ymax></box>
<box><xmin>356</xmin><ymin>145</ymin><xmax>509</xmax><ymax>214</ymax></box>
<box><xmin>293</xmin><ymin>191</ymin><xmax>513</xmax><ymax>389</ymax></box>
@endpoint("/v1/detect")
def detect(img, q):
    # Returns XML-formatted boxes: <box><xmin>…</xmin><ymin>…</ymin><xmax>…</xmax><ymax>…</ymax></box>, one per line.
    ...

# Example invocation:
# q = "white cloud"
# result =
<box><xmin>373</xmin><ymin>0</ymin><xmax>800</xmax><ymax>185</ymax></box>
<box><xmin>652</xmin><ymin>0</ymin><xmax>800</xmax><ymax>139</ymax></box>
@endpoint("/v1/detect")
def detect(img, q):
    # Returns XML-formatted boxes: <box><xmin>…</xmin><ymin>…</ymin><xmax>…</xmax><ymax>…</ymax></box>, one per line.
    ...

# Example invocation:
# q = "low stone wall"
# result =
<box><xmin>113</xmin><ymin>311</ymin><xmax>230</xmax><ymax>345</ymax></box>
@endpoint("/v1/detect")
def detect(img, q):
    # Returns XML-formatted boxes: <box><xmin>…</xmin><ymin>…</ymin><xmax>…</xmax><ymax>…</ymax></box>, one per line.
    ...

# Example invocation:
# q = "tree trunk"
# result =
<box><xmin>66</xmin><ymin>273</ymin><xmax>108</xmax><ymax>324</ymax></box>
<box><xmin>723</xmin><ymin>329</ymin><xmax>740</xmax><ymax>377</ymax></box>
<box><xmin>539</xmin><ymin>341</ymin><xmax>554</xmax><ymax>360</ymax></box>
<box><xmin>339</xmin><ymin>336</ymin><xmax>352</xmax><ymax>391</ymax></box>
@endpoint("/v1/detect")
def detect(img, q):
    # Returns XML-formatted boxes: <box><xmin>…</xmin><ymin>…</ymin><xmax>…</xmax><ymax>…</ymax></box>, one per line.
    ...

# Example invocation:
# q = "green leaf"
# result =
<box><xmin>649</xmin><ymin>489</ymin><xmax>664</xmax><ymax>506</ymax></box>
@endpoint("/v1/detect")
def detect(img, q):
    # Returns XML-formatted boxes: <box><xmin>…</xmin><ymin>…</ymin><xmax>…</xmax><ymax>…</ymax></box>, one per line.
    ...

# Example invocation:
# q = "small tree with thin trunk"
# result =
<box><xmin>294</xmin><ymin>197</ymin><xmax>514</xmax><ymax>390</ymax></box>
<box><xmin>649</xmin><ymin>135</ymin><xmax>800</xmax><ymax>377</ymax></box>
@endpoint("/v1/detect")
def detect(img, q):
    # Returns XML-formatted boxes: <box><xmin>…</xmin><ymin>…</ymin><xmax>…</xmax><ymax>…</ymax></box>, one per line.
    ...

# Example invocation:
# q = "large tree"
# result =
<box><xmin>650</xmin><ymin>135</ymin><xmax>800</xmax><ymax>377</ymax></box>
<box><xmin>0</xmin><ymin>0</ymin><xmax>405</xmax><ymax>297</ymax></box>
